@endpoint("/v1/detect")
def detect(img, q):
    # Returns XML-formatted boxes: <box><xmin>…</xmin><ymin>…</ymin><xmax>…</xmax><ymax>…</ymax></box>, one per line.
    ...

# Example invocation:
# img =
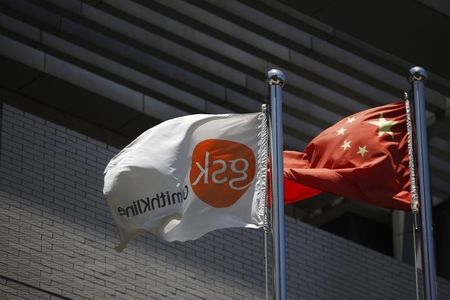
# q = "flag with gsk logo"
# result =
<box><xmin>103</xmin><ymin>111</ymin><xmax>268</xmax><ymax>251</ymax></box>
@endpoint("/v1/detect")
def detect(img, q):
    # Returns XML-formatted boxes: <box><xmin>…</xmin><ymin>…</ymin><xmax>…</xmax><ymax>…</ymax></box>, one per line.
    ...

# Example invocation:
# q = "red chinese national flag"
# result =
<box><xmin>284</xmin><ymin>101</ymin><xmax>411</xmax><ymax>211</ymax></box>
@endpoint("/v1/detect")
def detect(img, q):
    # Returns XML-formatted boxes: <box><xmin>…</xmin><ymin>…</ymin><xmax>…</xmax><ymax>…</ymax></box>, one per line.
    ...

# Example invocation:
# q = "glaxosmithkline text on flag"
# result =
<box><xmin>116</xmin><ymin>185</ymin><xmax>189</xmax><ymax>218</ymax></box>
<box><xmin>103</xmin><ymin>112</ymin><xmax>267</xmax><ymax>251</ymax></box>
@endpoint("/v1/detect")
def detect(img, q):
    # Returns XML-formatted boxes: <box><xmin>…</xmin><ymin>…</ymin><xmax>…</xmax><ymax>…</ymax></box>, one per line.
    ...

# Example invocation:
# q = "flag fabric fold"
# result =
<box><xmin>104</xmin><ymin>112</ymin><xmax>267</xmax><ymax>251</ymax></box>
<box><xmin>283</xmin><ymin>101</ymin><xmax>411</xmax><ymax>211</ymax></box>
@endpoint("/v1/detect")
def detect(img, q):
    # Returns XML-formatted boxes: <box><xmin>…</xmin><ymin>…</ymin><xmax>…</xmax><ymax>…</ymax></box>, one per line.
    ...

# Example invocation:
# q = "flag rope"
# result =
<box><xmin>264</xmin><ymin>226</ymin><xmax>270</xmax><ymax>300</ymax></box>
<box><xmin>257</xmin><ymin>104</ymin><xmax>269</xmax><ymax>229</ymax></box>
<box><xmin>405</xmin><ymin>95</ymin><xmax>419</xmax><ymax>213</ymax></box>
<box><xmin>412</xmin><ymin>212</ymin><xmax>421</xmax><ymax>300</ymax></box>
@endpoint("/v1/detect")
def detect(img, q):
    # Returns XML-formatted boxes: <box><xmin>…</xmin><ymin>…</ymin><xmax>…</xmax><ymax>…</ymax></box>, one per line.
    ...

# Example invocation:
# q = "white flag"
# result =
<box><xmin>103</xmin><ymin>111</ymin><xmax>268</xmax><ymax>251</ymax></box>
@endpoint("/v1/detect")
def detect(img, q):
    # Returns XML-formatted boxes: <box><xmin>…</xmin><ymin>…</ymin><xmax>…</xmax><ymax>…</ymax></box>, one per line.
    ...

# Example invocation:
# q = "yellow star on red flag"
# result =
<box><xmin>368</xmin><ymin>113</ymin><xmax>397</xmax><ymax>137</ymax></box>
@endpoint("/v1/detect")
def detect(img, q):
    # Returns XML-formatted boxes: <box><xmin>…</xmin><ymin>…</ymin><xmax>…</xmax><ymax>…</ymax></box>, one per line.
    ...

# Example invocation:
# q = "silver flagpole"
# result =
<box><xmin>265</xmin><ymin>69</ymin><xmax>287</xmax><ymax>300</ymax></box>
<box><xmin>408</xmin><ymin>66</ymin><xmax>438</xmax><ymax>300</ymax></box>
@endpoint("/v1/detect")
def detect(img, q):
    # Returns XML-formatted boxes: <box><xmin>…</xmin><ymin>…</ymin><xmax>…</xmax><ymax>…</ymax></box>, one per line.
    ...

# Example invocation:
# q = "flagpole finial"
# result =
<box><xmin>265</xmin><ymin>69</ymin><xmax>285</xmax><ymax>87</ymax></box>
<box><xmin>409</xmin><ymin>66</ymin><xmax>428</xmax><ymax>83</ymax></box>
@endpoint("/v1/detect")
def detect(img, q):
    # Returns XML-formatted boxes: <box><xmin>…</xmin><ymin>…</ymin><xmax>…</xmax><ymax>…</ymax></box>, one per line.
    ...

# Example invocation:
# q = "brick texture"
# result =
<box><xmin>1</xmin><ymin>103</ymin><xmax>449</xmax><ymax>299</ymax></box>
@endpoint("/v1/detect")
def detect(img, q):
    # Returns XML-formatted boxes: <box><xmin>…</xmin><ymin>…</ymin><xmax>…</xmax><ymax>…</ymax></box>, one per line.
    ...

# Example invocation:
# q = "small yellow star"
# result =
<box><xmin>368</xmin><ymin>113</ymin><xmax>397</xmax><ymax>137</ymax></box>
<box><xmin>341</xmin><ymin>140</ymin><xmax>351</xmax><ymax>151</ymax></box>
<box><xmin>347</xmin><ymin>117</ymin><xmax>356</xmax><ymax>123</ymax></box>
<box><xmin>336</xmin><ymin>127</ymin><xmax>347</xmax><ymax>136</ymax></box>
<box><xmin>357</xmin><ymin>146</ymin><xmax>368</xmax><ymax>157</ymax></box>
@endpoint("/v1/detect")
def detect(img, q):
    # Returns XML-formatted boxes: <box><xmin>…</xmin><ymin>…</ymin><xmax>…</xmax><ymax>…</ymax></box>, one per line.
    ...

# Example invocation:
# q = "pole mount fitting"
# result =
<box><xmin>265</xmin><ymin>69</ymin><xmax>286</xmax><ymax>87</ymax></box>
<box><xmin>409</xmin><ymin>66</ymin><xmax>428</xmax><ymax>83</ymax></box>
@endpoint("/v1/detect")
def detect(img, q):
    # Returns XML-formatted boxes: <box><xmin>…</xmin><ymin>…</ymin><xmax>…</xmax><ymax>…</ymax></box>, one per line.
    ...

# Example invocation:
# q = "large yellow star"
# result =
<box><xmin>368</xmin><ymin>113</ymin><xmax>397</xmax><ymax>137</ymax></box>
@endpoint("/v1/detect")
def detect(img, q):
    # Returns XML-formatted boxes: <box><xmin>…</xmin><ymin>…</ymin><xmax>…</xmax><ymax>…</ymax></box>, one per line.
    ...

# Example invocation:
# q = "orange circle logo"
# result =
<box><xmin>189</xmin><ymin>139</ymin><xmax>256</xmax><ymax>208</ymax></box>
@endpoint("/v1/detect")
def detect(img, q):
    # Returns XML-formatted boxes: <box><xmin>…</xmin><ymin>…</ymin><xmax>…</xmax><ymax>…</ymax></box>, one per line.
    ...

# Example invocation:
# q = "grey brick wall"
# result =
<box><xmin>1</xmin><ymin>103</ymin><xmax>449</xmax><ymax>300</ymax></box>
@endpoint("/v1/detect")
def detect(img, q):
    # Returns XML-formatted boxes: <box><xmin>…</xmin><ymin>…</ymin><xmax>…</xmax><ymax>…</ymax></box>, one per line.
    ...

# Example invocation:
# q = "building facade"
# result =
<box><xmin>1</xmin><ymin>0</ymin><xmax>449</xmax><ymax>299</ymax></box>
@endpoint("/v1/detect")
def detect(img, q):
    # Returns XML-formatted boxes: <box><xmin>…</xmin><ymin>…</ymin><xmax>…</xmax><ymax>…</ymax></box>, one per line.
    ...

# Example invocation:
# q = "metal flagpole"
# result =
<box><xmin>408</xmin><ymin>66</ymin><xmax>438</xmax><ymax>300</ymax></box>
<box><xmin>265</xmin><ymin>69</ymin><xmax>287</xmax><ymax>300</ymax></box>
